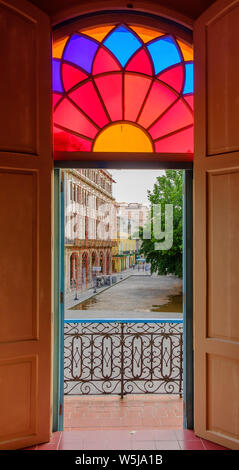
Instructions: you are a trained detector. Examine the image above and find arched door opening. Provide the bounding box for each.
[2,0,237,452]
[53,15,193,438]
[81,251,88,287]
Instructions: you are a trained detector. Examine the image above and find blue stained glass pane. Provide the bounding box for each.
[103,26,142,67]
[63,35,99,73]
[183,63,194,94]
[147,37,181,74]
[52,59,63,92]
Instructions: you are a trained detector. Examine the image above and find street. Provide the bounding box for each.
[65,273,182,320]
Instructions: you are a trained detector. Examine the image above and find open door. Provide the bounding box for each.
[0,0,52,449]
[194,0,239,449]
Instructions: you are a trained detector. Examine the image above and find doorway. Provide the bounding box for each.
[53,165,193,433]
[52,14,194,435]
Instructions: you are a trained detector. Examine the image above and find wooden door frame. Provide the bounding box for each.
[53,159,194,431]
[53,169,65,431]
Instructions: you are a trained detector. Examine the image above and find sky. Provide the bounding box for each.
[109,169,165,206]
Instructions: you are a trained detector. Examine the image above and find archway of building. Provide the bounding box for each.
[106,252,111,275]
[81,251,89,286]
[53,10,193,434]
[69,252,78,289]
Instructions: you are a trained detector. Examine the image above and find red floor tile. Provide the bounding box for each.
[130,429,155,440]
[174,429,201,441]
[132,441,156,450]
[22,396,229,451]
[201,439,229,450]
[155,440,181,450]
[24,429,230,450]
[153,429,178,440]
[178,440,205,450]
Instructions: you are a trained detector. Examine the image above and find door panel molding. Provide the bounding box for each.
[0,0,52,450]
[194,0,239,450]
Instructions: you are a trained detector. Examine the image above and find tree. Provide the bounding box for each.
[140,170,183,278]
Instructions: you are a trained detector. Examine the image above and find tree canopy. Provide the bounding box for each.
[139,170,183,278]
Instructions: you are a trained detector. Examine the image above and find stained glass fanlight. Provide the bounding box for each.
[52,24,194,156]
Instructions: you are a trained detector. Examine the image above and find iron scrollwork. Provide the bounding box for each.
[64,321,183,397]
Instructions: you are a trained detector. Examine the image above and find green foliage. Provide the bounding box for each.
[140,170,183,278]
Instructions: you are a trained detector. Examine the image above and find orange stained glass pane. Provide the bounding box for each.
[79,25,114,42]
[53,36,69,58]
[177,40,194,61]
[130,25,164,43]
[93,122,153,152]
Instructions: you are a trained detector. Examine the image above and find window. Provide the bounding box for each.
[53,23,193,155]
[69,181,73,200]
[72,183,76,202]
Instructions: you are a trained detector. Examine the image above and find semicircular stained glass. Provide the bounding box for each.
[53,24,194,155]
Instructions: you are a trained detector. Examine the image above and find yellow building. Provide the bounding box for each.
[112,237,136,273]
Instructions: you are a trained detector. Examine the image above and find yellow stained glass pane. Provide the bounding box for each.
[80,25,114,42]
[130,25,164,43]
[93,123,153,152]
[53,36,68,59]
[177,40,194,61]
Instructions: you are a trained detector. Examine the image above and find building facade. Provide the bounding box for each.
[64,168,117,293]
[112,202,149,272]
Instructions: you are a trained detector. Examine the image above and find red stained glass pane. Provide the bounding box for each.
[138,81,177,128]
[184,94,194,110]
[125,48,152,75]
[149,99,193,139]
[69,81,109,127]
[54,98,98,138]
[158,63,184,93]
[53,127,91,152]
[53,93,62,108]
[53,23,194,157]
[154,126,193,153]
[124,73,152,122]
[62,63,88,91]
[95,73,123,121]
[92,47,121,75]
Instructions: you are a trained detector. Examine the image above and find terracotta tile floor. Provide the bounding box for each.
[25,429,228,450]
[64,395,183,431]
[24,396,228,450]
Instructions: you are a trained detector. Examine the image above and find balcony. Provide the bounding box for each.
[64,319,183,430]
[64,319,183,398]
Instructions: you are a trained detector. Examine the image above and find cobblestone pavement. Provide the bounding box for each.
[65,270,182,320]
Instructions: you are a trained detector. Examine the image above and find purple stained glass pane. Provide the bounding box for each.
[63,35,99,73]
[52,59,63,92]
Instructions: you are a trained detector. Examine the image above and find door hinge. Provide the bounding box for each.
[60,291,64,304]
[59,403,63,416]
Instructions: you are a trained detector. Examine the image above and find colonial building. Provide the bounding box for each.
[64,169,117,293]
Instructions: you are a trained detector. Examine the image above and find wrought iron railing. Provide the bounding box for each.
[64,319,183,398]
